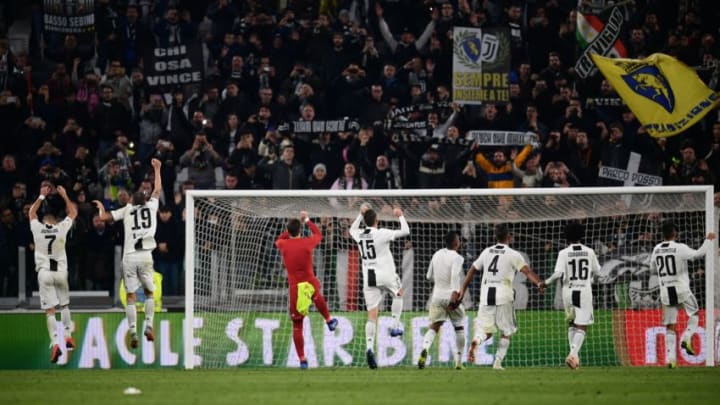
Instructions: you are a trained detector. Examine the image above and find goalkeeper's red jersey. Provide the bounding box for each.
[275,220,322,285]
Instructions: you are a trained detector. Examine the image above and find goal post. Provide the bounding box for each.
[184,186,718,369]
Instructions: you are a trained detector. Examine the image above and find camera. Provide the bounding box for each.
[202,119,208,126]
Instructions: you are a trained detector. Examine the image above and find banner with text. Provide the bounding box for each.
[42,0,95,61]
[575,1,629,79]
[144,41,204,93]
[467,130,538,146]
[0,311,623,369]
[452,27,511,104]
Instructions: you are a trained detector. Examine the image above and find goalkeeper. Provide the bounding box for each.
[275,211,338,369]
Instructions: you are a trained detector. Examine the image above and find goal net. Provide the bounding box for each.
[184,187,717,369]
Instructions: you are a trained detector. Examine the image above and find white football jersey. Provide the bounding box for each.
[349,214,410,287]
[31,217,73,272]
[111,198,159,254]
[472,243,527,306]
[649,239,711,306]
[427,248,464,304]
[551,243,601,292]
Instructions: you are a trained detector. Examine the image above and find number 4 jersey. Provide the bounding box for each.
[472,244,527,306]
[649,239,712,306]
[112,198,159,254]
[31,217,73,272]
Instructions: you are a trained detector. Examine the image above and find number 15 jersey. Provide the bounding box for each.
[472,244,527,306]
[112,198,159,254]
[349,214,410,288]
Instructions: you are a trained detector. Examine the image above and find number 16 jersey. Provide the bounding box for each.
[112,198,159,254]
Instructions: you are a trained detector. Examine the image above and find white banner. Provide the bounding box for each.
[598,165,662,186]
[467,130,538,146]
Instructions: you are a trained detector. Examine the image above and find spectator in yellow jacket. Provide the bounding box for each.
[474,144,534,188]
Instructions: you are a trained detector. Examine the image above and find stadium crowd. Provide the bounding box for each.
[0,0,719,299]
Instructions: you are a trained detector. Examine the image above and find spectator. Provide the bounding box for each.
[179,133,224,189]
[368,154,400,189]
[93,85,130,160]
[84,214,117,291]
[0,154,20,196]
[512,152,543,188]
[154,6,196,47]
[331,162,368,191]
[309,163,332,189]
[417,143,446,188]
[0,207,19,296]
[137,95,166,163]
[154,205,183,295]
[98,159,133,209]
[375,3,437,65]
[258,143,307,189]
[100,60,132,111]
[227,130,258,173]
[473,142,534,188]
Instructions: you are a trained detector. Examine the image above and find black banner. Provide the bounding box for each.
[277,119,361,134]
[43,0,95,34]
[144,41,204,92]
[42,0,95,61]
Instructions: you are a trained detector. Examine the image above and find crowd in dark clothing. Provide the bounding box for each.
[0,0,719,297]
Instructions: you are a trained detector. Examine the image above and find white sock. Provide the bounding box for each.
[365,321,376,351]
[568,326,576,350]
[144,297,155,328]
[46,314,58,343]
[126,303,137,335]
[685,315,699,341]
[570,329,586,357]
[422,329,437,351]
[495,337,510,363]
[666,330,677,364]
[455,329,466,364]
[61,306,72,337]
[391,297,403,329]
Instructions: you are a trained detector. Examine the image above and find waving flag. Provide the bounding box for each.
[591,53,720,137]
[575,5,628,79]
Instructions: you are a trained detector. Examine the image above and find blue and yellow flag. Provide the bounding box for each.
[591,53,720,137]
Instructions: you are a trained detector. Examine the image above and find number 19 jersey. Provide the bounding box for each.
[472,244,527,306]
[112,198,159,254]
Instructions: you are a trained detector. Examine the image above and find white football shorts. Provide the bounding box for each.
[37,269,70,310]
[122,251,155,294]
[563,288,594,326]
[476,302,516,337]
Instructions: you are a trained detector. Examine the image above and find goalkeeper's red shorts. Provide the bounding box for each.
[289,277,322,321]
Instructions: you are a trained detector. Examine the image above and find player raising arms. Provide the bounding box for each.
[350,203,410,369]
[29,184,77,363]
[418,231,466,370]
[540,222,601,370]
[94,158,163,348]
[458,224,542,370]
[275,211,338,370]
[649,220,716,368]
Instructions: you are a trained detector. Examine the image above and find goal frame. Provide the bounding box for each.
[184,186,717,369]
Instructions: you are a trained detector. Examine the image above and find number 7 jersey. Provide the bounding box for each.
[112,198,159,254]
[30,217,73,271]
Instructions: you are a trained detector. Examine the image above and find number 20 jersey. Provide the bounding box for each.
[112,198,159,254]
[649,240,709,306]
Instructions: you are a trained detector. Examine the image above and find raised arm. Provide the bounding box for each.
[393,207,410,238]
[349,204,369,239]
[29,185,50,221]
[687,233,717,259]
[151,158,162,199]
[56,186,77,221]
[92,200,114,222]
[415,17,436,50]
[301,210,323,247]
[375,4,398,52]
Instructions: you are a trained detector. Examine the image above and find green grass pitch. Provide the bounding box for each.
[1,367,719,404]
